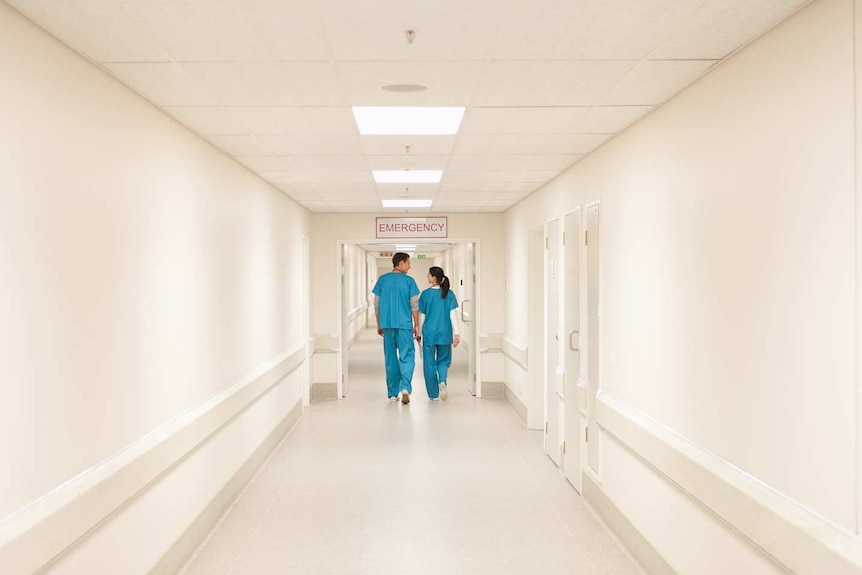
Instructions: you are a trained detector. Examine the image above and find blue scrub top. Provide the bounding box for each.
[372,272,420,329]
[419,287,459,345]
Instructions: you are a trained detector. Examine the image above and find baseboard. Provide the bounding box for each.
[150,400,302,574]
[481,381,504,398]
[504,385,528,425]
[312,383,338,401]
[583,472,676,575]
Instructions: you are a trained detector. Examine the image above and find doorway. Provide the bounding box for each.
[586,203,601,476]
[562,210,583,492]
[337,240,481,401]
[545,219,562,466]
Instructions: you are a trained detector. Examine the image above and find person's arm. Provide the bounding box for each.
[374,295,382,336]
[410,294,420,339]
[450,308,460,347]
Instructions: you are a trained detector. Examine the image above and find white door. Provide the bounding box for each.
[545,220,562,466]
[339,243,349,398]
[562,210,583,491]
[586,203,601,474]
[452,242,478,395]
[527,226,545,430]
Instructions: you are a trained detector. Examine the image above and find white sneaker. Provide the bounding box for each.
[389,396,398,403]
[439,383,448,401]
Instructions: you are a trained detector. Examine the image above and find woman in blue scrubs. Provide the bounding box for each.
[418,266,460,401]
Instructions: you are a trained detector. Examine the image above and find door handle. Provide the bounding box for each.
[461,299,472,323]
[569,330,579,352]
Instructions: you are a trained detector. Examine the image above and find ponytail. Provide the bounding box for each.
[429,266,450,299]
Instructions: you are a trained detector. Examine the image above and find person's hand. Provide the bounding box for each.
[453,335,460,347]
[413,326,420,339]
[377,327,383,336]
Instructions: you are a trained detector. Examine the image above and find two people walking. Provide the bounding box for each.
[372,252,459,404]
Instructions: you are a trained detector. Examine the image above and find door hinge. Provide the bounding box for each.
[545,421,548,434]
[562,232,566,245]
[585,231,589,246]
[545,237,549,249]
[585,427,589,442]
[562,441,566,454]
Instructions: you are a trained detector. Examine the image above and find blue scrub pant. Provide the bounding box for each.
[382,328,415,398]
[422,342,452,398]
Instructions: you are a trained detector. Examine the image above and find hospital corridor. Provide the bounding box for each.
[178,330,641,574]
[2,0,862,574]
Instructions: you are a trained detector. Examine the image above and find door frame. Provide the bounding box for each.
[336,238,483,398]
[584,201,602,479]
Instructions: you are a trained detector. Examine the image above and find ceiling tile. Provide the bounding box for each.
[230,107,357,135]
[651,0,809,60]
[499,183,540,194]
[513,170,563,182]
[442,171,526,184]
[548,134,612,155]
[207,135,270,156]
[258,135,363,156]
[6,0,170,62]
[117,0,329,62]
[338,61,483,106]
[461,107,587,135]
[103,63,219,106]
[474,61,636,106]
[318,0,501,61]
[184,63,344,106]
[494,0,704,60]
[439,182,505,193]
[600,60,718,106]
[366,156,450,170]
[283,156,369,172]
[166,106,248,135]
[436,192,498,202]
[566,106,654,134]
[295,172,375,184]
[360,136,457,156]
[315,191,380,201]
[299,183,380,194]
[448,155,577,171]
[375,183,438,196]
[455,135,557,155]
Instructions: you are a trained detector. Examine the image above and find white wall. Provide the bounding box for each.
[0,3,310,572]
[505,0,859,571]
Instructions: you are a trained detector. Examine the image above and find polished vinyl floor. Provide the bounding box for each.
[180,330,645,575]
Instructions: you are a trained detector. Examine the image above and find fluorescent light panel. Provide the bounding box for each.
[352,106,465,135]
[373,170,442,183]
[382,199,433,208]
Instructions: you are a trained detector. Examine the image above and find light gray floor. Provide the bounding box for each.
[180,329,645,575]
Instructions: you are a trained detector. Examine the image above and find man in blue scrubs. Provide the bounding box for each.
[372,252,420,404]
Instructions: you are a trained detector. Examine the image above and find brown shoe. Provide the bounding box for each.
[401,391,410,404]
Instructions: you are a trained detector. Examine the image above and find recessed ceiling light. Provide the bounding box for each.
[381,84,427,93]
[373,170,442,183]
[353,106,465,135]
[382,199,433,208]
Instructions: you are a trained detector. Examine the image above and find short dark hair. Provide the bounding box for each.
[392,252,410,267]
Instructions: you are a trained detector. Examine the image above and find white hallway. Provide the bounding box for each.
[3,0,862,574]
[180,330,642,575]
